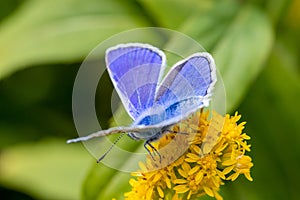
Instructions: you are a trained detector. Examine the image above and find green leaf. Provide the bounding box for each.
[0,139,93,200]
[212,5,274,112]
[0,0,148,79]
[138,0,213,28]
[223,41,300,200]
[81,104,143,200]
[178,0,239,50]
[81,163,132,200]
[265,0,292,25]
[81,143,146,200]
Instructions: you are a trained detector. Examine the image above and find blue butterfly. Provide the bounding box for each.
[67,43,217,162]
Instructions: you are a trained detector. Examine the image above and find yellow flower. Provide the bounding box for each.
[125,110,253,200]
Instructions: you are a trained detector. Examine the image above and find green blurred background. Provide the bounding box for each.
[0,0,299,199]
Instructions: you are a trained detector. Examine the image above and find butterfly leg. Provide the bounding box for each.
[144,139,162,162]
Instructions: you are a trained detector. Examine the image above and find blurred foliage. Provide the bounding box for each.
[0,0,299,200]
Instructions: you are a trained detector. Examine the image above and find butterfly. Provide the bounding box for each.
[67,43,217,162]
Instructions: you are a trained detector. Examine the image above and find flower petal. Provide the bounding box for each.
[195,172,204,183]
[173,185,190,193]
[188,165,200,175]
[157,186,164,198]
[203,186,214,197]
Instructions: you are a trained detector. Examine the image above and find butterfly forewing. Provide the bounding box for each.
[106,43,166,120]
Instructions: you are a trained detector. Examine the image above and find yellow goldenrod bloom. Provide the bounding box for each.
[124,110,253,200]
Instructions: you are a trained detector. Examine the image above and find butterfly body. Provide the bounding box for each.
[67,43,217,161]
[127,94,201,136]
[127,126,170,141]
[128,104,172,141]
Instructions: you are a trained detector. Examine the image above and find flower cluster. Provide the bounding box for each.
[124,110,253,200]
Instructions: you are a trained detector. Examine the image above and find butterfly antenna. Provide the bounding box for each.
[97,133,126,163]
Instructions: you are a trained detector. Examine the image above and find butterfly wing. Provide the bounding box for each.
[106,43,166,119]
[68,51,216,143]
[153,52,216,122]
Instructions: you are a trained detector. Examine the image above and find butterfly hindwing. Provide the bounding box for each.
[153,53,216,123]
[106,43,166,119]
